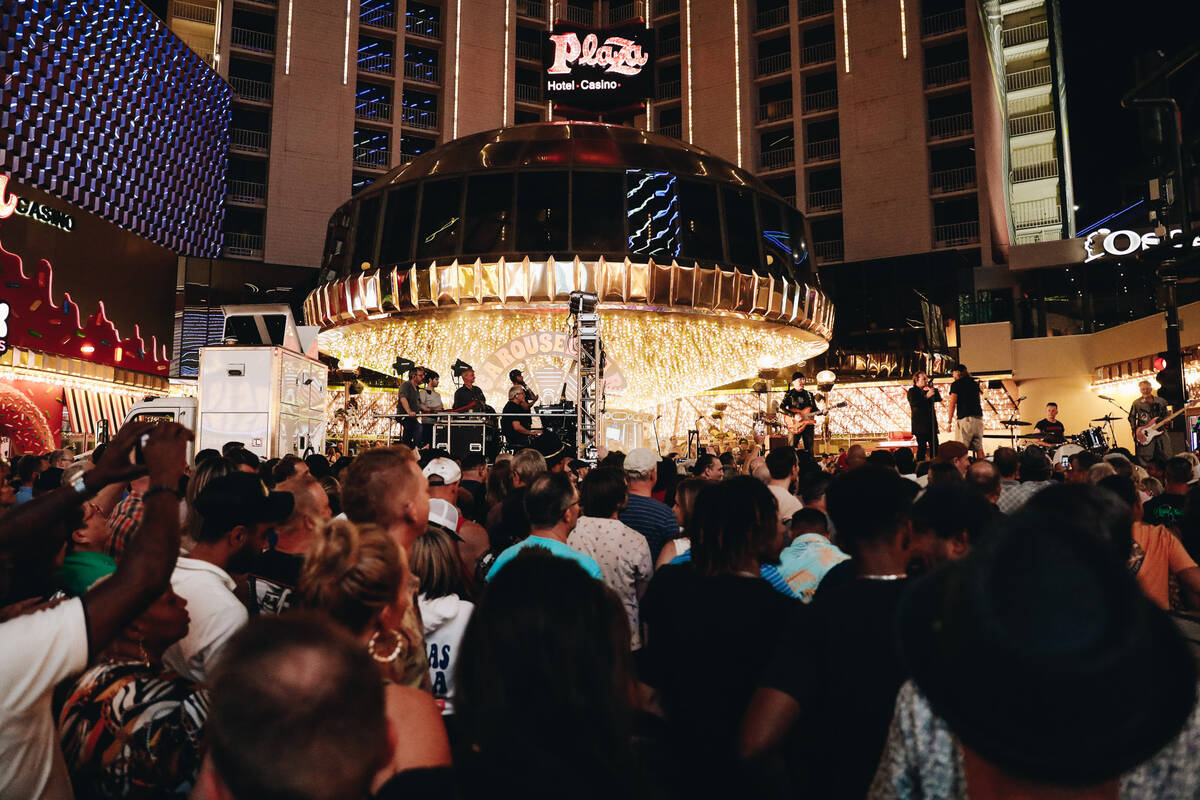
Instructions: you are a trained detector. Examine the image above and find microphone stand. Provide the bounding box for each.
[1101,396,1130,447]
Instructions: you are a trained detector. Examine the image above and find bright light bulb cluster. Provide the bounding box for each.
[317,307,827,411]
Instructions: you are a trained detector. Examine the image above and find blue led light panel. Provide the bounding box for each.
[0,0,232,257]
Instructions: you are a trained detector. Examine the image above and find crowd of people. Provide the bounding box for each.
[2,424,1200,799]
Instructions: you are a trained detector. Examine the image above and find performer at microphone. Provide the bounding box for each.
[906,371,941,461]
[510,368,539,406]
[779,372,818,452]
[1033,402,1066,445]
[452,367,493,414]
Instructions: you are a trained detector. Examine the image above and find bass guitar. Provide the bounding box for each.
[1135,406,1188,445]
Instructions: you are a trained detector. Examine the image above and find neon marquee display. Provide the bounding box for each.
[542,24,653,111]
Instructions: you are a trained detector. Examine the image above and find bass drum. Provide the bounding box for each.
[1053,442,1084,466]
[1076,426,1108,452]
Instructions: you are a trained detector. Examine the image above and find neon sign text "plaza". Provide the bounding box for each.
[547,33,648,77]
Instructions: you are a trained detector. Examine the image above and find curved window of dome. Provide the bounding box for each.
[722,186,760,272]
[324,206,352,276]
[789,209,812,280]
[626,169,680,262]
[760,199,795,281]
[571,171,625,257]
[516,171,569,255]
[352,194,382,269]
[416,178,464,259]
[379,185,418,266]
[677,179,724,265]
[463,172,515,257]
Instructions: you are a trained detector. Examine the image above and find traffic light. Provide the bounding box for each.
[1154,353,1185,407]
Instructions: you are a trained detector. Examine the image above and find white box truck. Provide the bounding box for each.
[123,305,328,460]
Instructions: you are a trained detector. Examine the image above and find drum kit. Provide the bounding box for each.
[985,414,1121,462]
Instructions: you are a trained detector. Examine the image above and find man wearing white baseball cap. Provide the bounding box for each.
[618,448,678,561]
[422,457,489,585]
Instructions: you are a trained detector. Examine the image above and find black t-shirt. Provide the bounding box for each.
[1144,493,1188,530]
[906,386,942,432]
[780,387,816,414]
[397,380,421,415]
[639,564,797,763]
[460,478,487,522]
[1034,418,1066,443]
[762,576,910,799]
[453,384,489,412]
[949,376,982,418]
[248,548,304,615]
[501,400,531,441]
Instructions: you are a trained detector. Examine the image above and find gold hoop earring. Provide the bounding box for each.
[368,629,406,663]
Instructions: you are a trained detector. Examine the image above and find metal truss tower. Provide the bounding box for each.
[569,291,603,464]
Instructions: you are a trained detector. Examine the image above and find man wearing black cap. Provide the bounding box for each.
[779,372,818,452]
[163,472,294,683]
[509,367,539,406]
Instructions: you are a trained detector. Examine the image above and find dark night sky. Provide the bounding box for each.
[1058,0,1197,231]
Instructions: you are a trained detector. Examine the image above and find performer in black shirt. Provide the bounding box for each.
[906,371,941,460]
[1033,402,1066,444]
[501,386,535,450]
[452,368,493,414]
[779,372,818,452]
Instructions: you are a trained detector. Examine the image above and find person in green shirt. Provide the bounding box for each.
[56,500,117,596]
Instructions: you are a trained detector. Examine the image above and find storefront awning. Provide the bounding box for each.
[65,388,135,436]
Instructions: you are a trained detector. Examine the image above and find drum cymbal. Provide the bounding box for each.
[1091,414,1121,422]
[1000,419,1033,426]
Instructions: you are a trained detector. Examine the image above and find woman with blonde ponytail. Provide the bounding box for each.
[298,518,451,792]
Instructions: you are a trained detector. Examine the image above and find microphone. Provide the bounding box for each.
[1017,395,1027,402]
[1098,394,1114,401]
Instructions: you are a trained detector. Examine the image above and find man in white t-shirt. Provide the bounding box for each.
[165,472,293,683]
[0,421,190,799]
[765,446,804,525]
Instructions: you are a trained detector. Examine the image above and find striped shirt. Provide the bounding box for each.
[618,494,678,561]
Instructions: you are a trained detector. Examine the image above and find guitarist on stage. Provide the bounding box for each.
[780,371,818,452]
[1130,379,1173,463]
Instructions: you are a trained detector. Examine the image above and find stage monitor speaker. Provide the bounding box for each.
[434,421,488,460]
[769,435,789,451]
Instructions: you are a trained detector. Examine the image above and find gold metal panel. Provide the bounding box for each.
[598,257,626,302]
[650,259,675,305]
[576,257,597,295]
[458,260,480,304]
[627,259,650,303]
[753,275,773,316]
[551,256,576,301]
[434,262,460,306]
[394,266,416,309]
[362,272,383,313]
[479,260,502,302]
[528,259,553,302]
[714,269,736,311]
[694,264,716,308]
[414,263,437,306]
[503,259,528,303]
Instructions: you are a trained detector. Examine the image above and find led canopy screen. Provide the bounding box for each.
[0,0,231,257]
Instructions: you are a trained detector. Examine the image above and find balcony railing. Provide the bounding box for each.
[1009,110,1055,136]
[1006,65,1052,92]
[355,99,393,122]
[1012,197,1062,229]
[654,0,679,16]
[1002,19,1048,48]
[516,41,541,61]
[805,137,840,162]
[401,107,439,129]
[609,2,643,25]
[403,61,439,84]
[802,89,837,113]
[656,80,681,100]
[658,122,681,138]
[802,42,836,65]
[563,5,593,25]
[1012,158,1059,183]
[925,60,970,88]
[231,27,274,53]
[755,6,788,31]
[359,54,395,76]
[226,180,266,204]
[353,146,391,169]
[406,16,440,39]
[659,37,681,57]
[813,240,844,262]
[516,0,545,19]
[516,83,542,103]
[807,187,842,211]
[361,9,396,30]
[799,0,833,19]
[782,195,796,206]
[172,0,216,25]
[921,8,965,37]
[757,52,791,77]
[759,146,796,171]
[758,98,793,122]
[231,76,272,103]
[929,165,977,194]
[230,128,270,154]
[398,152,418,165]
[928,112,973,140]
[933,220,980,247]
[224,233,264,258]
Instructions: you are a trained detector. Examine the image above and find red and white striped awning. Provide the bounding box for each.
[65,388,137,436]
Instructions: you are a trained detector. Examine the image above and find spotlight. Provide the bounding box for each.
[393,356,416,376]
[451,358,473,377]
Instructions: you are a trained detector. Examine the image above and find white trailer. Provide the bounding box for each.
[123,305,327,459]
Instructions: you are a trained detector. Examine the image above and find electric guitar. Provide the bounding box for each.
[784,406,819,435]
[1135,406,1188,445]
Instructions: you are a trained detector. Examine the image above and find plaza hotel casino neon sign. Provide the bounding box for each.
[543,24,652,111]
